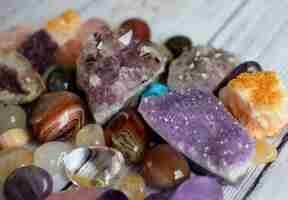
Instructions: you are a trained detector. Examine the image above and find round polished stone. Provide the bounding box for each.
[0,49,46,104]
[99,189,128,200]
[0,103,26,134]
[75,124,105,147]
[164,36,192,58]
[105,109,148,164]
[4,166,53,200]
[46,187,101,200]
[63,146,125,188]
[145,191,172,200]
[30,91,86,143]
[44,65,76,92]
[34,141,74,191]
[143,144,190,189]
[0,128,30,149]
[115,173,145,200]
[0,147,33,183]
[142,83,169,97]
[119,18,151,42]
[171,176,223,200]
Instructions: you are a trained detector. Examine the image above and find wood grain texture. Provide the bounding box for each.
[0,0,288,200]
[211,0,288,199]
[0,0,246,44]
[211,0,288,84]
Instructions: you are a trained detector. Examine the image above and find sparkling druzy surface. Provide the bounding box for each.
[77,29,166,124]
[139,89,255,183]
[171,176,223,200]
[167,46,239,93]
[4,166,53,200]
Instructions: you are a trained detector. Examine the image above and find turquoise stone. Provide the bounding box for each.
[142,83,169,97]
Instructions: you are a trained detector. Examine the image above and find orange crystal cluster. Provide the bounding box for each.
[46,10,81,45]
[229,72,282,109]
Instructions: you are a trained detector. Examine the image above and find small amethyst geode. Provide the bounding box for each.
[77,30,166,124]
[139,89,255,183]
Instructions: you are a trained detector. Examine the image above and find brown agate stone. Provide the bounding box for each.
[30,91,85,143]
[105,109,148,163]
[143,144,190,189]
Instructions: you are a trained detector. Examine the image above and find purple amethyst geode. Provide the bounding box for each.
[77,30,166,124]
[171,176,223,200]
[138,89,255,183]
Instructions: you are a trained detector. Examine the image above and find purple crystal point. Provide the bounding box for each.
[78,30,166,124]
[138,89,255,183]
[171,176,223,200]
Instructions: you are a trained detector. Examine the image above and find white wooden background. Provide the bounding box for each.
[1,0,288,199]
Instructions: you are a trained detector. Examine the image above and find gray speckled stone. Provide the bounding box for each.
[167,46,239,92]
[138,89,255,183]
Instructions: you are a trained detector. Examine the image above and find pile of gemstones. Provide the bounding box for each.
[0,10,284,200]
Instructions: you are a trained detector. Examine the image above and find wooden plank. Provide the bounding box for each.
[0,0,94,31]
[211,1,288,200]
[247,131,288,200]
[0,0,247,44]
[81,0,247,43]
[211,0,288,67]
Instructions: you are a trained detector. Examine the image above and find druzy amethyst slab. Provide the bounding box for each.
[167,46,239,93]
[77,30,166,124]
[139,89,255,183]
[171,176,223,200]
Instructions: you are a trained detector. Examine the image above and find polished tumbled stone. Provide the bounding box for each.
[34,142,74,191]
[75,124,105,147]
[4,166,53,200]
[171,176,223,200]
[0,147,33,183]
[46,187,101,200]
[0,103,26,134]
[139,89,255,183]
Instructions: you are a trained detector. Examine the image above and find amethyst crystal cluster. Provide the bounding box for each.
[77,30,166,124]
[139,89,255,183]
[167,46,239,93]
